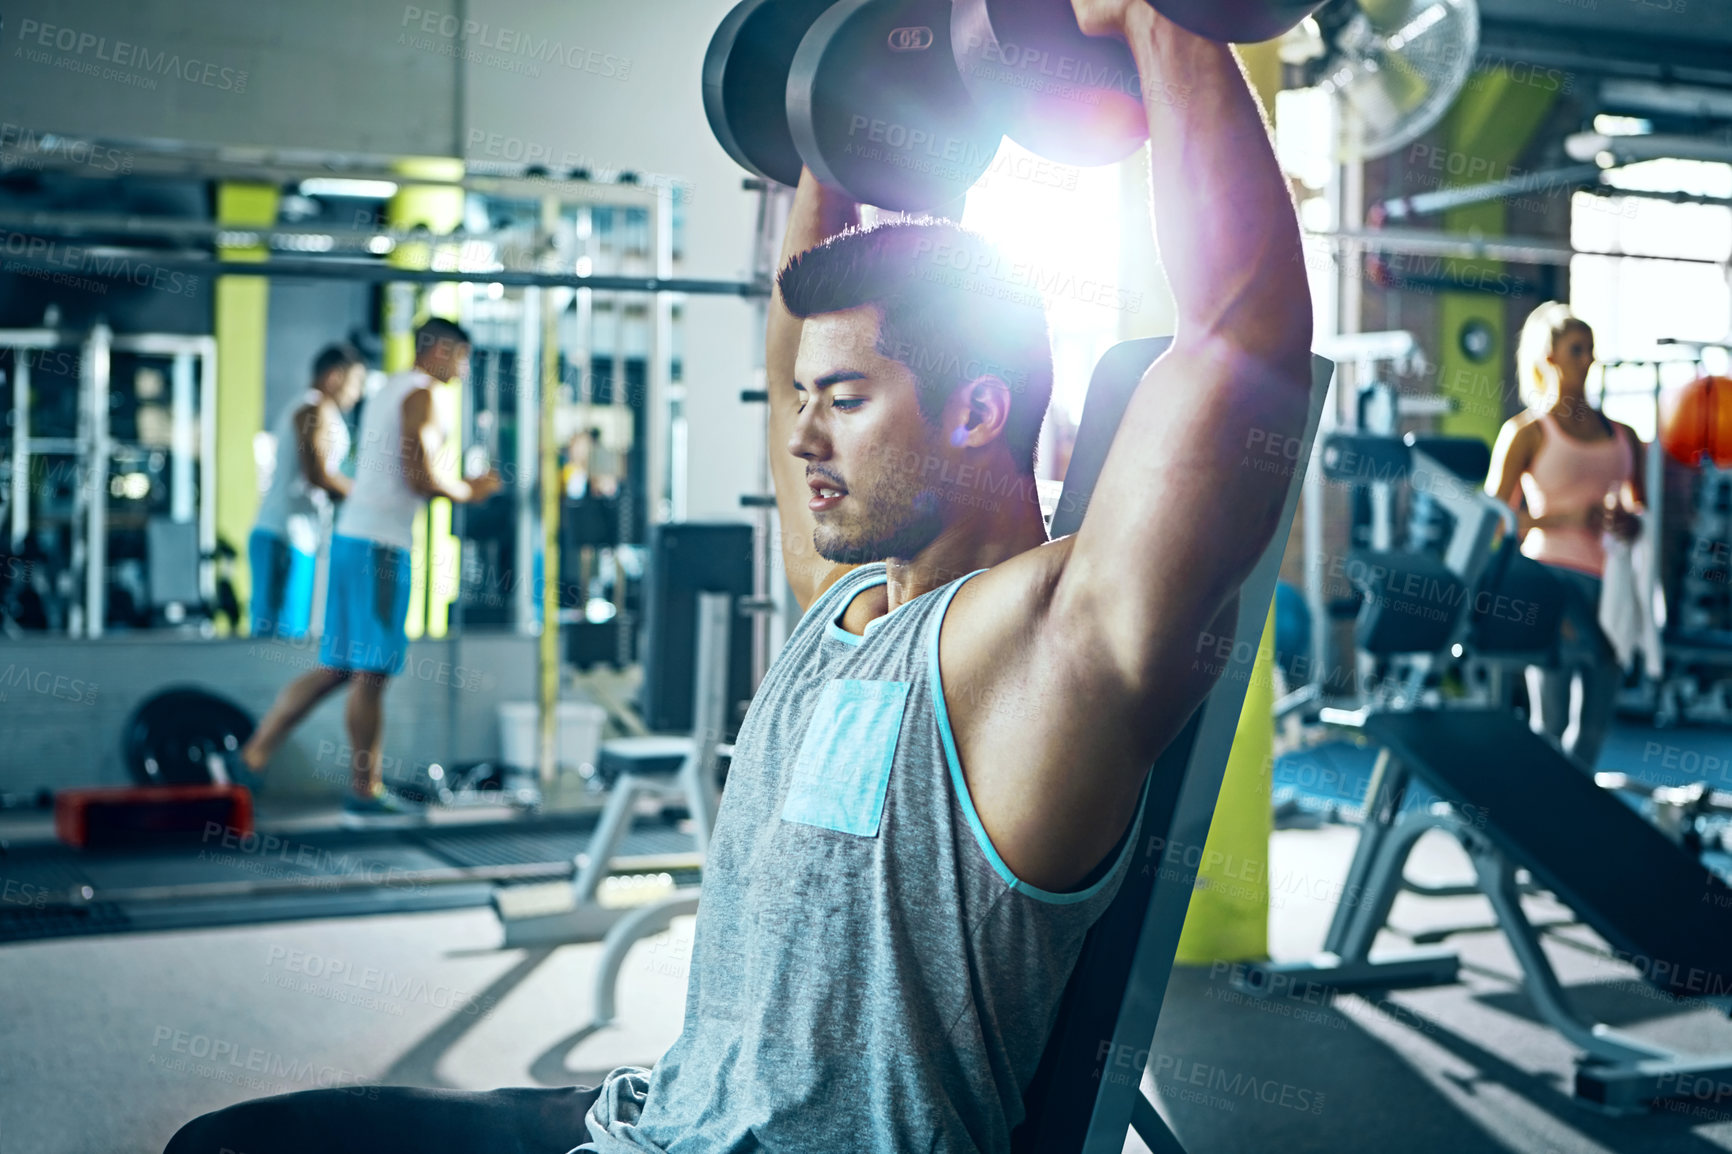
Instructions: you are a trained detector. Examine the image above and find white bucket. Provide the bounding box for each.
[498,701,607,776]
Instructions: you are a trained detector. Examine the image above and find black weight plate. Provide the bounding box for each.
[1153,0,1329,45]
[703,0,841,186]
[951,0,1148,167]
[122,686,260,792]
[788,0,1004,213]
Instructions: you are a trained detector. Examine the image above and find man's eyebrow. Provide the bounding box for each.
[793,370,870,392]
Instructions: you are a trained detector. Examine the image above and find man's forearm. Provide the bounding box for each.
[407,452,475,503]
[767,170,861,453]
[312,471,351,501]
[766,170,861,602]
[1122,9,1310,359]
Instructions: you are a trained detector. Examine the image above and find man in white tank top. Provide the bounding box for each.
[241,318,500,826]
[248,343,365,639]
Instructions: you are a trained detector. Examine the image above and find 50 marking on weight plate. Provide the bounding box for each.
[886,26,934,52]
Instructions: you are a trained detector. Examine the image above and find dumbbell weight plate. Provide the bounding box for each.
[788,0,1004,213]
[950,0,1148,167]
[122,686,260,792]
[1153,0,1330,45]
[703,0,841,187]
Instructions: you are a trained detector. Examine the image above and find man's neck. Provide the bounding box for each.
[881,479,1048,611]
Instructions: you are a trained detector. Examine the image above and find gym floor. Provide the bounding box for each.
[6,717,1730,1154]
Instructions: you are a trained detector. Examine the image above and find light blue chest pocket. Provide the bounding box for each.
[781,679,910,837]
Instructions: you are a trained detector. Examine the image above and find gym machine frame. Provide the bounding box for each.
[4,323,218,637]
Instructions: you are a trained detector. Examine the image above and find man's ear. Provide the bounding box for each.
[959,375,1013,446]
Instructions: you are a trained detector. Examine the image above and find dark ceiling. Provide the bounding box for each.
[1479,0,1732,87]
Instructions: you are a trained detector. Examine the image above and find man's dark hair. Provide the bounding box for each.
[311,342,366,382]
[778,221,1053,474]
[415,316,473,354]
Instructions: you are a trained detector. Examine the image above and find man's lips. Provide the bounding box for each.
[808,479,847,510]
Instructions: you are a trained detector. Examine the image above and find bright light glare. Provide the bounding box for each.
[1275,88,1335,190]
[961,138,1124,424]
[1592,115,1652,137]
[1603,157,1732,199]
[299,178,399,199]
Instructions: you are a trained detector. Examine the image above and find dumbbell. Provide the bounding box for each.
[703,0,1328,211]
[706,0,999,212]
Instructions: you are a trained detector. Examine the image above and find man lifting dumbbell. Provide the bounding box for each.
[165,1,1312,1150]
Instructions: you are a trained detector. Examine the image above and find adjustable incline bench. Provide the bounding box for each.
[1236,434,1732,1114]
[1012,338,1334,1153]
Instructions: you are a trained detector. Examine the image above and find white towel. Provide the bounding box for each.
[1600,526,1664,679]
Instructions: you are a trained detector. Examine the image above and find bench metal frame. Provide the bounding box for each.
[1235,729,1732,1113]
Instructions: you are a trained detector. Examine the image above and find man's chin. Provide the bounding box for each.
[814,516,940,565]
[814,534,884,566]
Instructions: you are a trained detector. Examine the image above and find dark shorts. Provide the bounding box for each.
[1540,561,1612,658]
[1542,562,1602,610]
[163,1084,601,1154]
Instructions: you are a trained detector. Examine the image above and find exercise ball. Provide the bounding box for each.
[1273,580,1311,682]
[1659,375,1732,467]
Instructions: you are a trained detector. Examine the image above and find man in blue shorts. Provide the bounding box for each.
[169,2,1313,1148]
[240,317,500,826]
[248,343,365,640]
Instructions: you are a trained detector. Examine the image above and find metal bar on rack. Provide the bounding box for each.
[197,345,218,599]
[170,352,195,523]
[650,184,677,526]
[0,249,765,294]
[538,196,563,792]
[1309,227,1730,269]
[2,330,61,554]
[10,353,28,551]
[83,324,112,638]
[0,139,679,202]
[516,287,542,635]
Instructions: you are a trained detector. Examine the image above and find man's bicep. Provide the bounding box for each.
[292,406,324,480]
[399,391,438,491]
[1058,346,1305,691]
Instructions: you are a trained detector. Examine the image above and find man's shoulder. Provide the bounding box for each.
[382,368,434,398]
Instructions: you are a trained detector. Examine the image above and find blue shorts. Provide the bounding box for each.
[248,528,317,640]
[320,535,413,676]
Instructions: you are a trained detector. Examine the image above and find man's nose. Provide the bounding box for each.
[787,407,826,460]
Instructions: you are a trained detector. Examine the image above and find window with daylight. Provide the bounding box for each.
[1571,158,1732,439]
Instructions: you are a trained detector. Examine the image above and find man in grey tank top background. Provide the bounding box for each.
[165,5,1314,1152]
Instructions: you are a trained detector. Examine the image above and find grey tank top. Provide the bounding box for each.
[579,563,1143,1154]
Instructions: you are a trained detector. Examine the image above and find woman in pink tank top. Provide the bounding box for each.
[1484,304,1646,771]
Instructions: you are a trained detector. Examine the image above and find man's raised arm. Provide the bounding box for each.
[1053,2,1314,749]
[767,168,864,612]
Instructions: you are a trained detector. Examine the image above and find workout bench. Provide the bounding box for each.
[1235,434,1732,1114]
[1013,338,1334,1152]
[493,590,732,1030]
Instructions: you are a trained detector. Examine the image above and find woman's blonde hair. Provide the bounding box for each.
[1515,301,1592,413]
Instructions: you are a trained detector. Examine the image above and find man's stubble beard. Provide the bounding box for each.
[813,483,946,565]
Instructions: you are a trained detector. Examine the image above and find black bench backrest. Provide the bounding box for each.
[1012,339,1333,1152]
